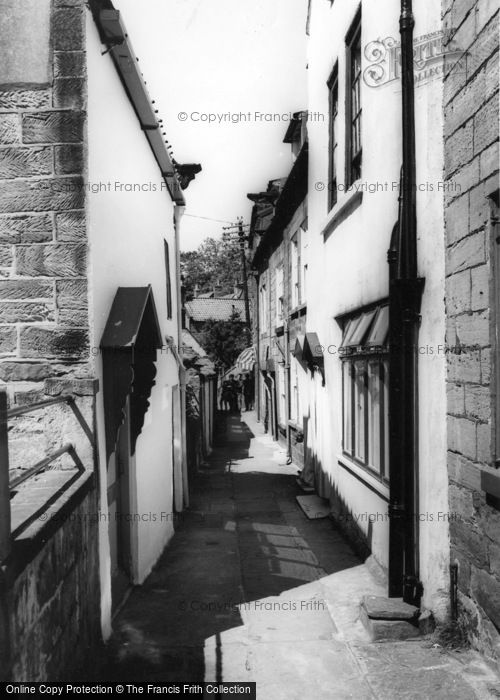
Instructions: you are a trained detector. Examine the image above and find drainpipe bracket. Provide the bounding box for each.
[388,502,406,520]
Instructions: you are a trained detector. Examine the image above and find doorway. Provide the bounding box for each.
[107,399,134,612]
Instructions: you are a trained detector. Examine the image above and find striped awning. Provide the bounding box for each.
[222,347,256,380]
[235,346,256,371]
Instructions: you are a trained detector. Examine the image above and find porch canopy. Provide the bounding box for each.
[100,286,162,460]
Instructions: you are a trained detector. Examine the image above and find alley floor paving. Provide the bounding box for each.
[94,411,500,699]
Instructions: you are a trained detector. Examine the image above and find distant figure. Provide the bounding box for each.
[229,374,241,412]
[243,372,254,411]
[220,378,233,412]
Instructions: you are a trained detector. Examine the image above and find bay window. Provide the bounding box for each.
[340,304,389,480]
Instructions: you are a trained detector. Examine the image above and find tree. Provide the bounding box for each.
[197,310,250,372]
[181,235,242,299]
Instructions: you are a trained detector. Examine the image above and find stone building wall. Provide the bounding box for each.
[0,0,101,681]
[443,0,500,666]
[8,484,101,681]
[0,0,90,409]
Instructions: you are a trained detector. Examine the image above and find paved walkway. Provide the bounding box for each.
[96,411,500,699]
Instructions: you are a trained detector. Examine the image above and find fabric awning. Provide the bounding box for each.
[235,346,256,371]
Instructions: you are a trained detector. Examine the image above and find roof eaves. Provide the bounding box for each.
[252,142,308,268]
[91,3,185,205]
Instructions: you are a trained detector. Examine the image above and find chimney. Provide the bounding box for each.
[193,284,199,298]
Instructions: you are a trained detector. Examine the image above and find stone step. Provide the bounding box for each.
[359,595,434,642]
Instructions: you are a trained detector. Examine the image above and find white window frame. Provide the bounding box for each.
[277,362,286,427]
[289,355,300,424]
[259,278,268,333]
[341,305,389,482]
[291,236,300,309]
[275,265,284,325]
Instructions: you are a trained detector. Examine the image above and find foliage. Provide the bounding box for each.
[197,310,250,372]
[181,236,243,299]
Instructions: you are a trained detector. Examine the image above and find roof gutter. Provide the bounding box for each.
[95,8,185,206]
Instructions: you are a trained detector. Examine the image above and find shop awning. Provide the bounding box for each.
[235,346,256,371]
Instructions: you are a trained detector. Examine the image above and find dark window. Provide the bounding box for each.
[328,64,339,209]
[164,240,172,319]
[346,10,362,185]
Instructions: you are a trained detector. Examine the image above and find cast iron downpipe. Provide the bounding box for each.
[284,320,292,464]
[387,0,425,605]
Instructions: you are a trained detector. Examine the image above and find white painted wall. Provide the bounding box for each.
[86,12,181,637]
[306,0,448,616]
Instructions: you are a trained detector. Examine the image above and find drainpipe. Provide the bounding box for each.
[255,272,261,422]
[387,0,425,605]
[284,320,292,464]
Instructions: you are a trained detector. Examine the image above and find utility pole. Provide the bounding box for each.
[222,220,251,335]
[237,218,251,332]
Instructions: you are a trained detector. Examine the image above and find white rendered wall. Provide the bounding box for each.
[306,0,448,616]
[86,12,181,637]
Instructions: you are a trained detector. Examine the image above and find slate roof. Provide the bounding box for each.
[185,298,245,322]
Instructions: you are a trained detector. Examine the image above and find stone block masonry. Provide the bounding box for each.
[0,0,90,398]
[443,0,500,669]
[0,0,101,683]
[8,485,101,681]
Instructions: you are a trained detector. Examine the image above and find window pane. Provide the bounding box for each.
[291,238,299,308]
[342,317,361,347]
[278,363,286,424]
[329,73,338,209]
[347,309,376,347]
[367,361,381,473]
[290,357,298,422]
[343,362,352,455]
[164,241,172,319]
[382,360,389,479]
[276,266,284,323]
[366,305,389,347]
[349,26,362,182]
[354,361,366,462]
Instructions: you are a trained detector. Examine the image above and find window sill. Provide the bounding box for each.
[322,187,363,242]
[337,454,389,502]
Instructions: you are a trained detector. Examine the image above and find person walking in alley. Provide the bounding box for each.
[220,377,233,411]
[243,371,254,411]
[228,374,241,412]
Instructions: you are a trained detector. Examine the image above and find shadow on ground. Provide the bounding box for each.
[92,411,361,682]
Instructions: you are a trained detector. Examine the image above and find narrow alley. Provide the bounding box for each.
[94,413,499,699]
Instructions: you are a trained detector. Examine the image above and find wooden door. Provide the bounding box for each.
[107,399,132,612]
